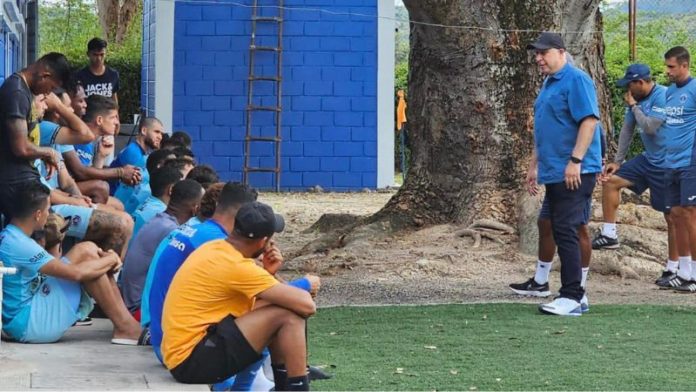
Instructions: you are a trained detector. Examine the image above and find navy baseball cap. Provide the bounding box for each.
[616,64,651,87]
[234,201,285,239]
[527,32,565,50]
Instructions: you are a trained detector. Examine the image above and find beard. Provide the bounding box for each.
[144,136,160,150]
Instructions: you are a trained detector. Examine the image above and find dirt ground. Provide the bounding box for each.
[260,191,695,308]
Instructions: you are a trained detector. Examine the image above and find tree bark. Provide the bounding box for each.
[375,0,609,231]
[95,0,139,45]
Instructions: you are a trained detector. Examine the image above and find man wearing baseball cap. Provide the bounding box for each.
[162,201,316,390]
[525,32,602,316]
[593,64,683,286]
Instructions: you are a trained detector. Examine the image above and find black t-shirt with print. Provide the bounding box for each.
[75,66,120,98]
[0,73,40,183]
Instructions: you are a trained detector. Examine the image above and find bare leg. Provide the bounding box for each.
[235,306,307,377]
[665,213,679,262]
[672,207,691,258]
[601,175,632,224]
[579,224,591,269]
[77,180,110,204]
[65,243,141,340]
[106,196,125,211]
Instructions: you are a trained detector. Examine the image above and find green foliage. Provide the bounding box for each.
[310,304,696,390]
[394,61,408,94]
[38,0,142,122]
[603,8,696,159]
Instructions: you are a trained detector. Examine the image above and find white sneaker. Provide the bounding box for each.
[538,297,582,316]
[580,294,589,313]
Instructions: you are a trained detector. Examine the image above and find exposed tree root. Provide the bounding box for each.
[454,219,513,247]
[455,228,481,248]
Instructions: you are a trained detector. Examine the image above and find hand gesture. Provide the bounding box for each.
[41,148,60,180]
[525,164,539,196]
[97,135,115,159]
[262,240,284,275]
[564,161,582,190]
[623,91,637,107]
[121,165,142,185]
[599,162,620,183]
[305,274,321,298]
[44,92,64,111]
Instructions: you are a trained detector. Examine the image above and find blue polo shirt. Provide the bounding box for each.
[110,141,149,197]
[534,63,602,184]
[132,195,167,237]
[0,225,54,340]
[663,78,696,169]
[625,84,668,167]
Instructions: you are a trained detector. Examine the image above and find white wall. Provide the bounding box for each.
[377,0,395,188]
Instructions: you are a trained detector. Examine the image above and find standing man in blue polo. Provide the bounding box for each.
[660,46,696,292]
[527,32,602,316]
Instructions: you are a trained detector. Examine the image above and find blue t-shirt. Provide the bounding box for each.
[120,180,151,215]
[132,195,167,237]
[36,142,75,190]
[147,219,228,352]
[0,225,54,340]
[534,63,602,184]
[73,142,94,166]
[110,142,149,197]
[625,84,668,167]
[663,78,696,169]
[39,121,61,147]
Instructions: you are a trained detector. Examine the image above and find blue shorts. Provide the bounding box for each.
[539,194,591,224]
[22,258,93,343]
[665,165,696,209]
[616,154,667,212]
[51,204,95,239]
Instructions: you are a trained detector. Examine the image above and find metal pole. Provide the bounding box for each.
[629,0,637,61]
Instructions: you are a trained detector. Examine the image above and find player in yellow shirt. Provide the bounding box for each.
[162,201,316,391]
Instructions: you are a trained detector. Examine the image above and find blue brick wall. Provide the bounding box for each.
[171,0,378,190]
[141,0,156,117]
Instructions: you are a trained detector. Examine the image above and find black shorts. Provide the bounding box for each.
[170,314,261,384]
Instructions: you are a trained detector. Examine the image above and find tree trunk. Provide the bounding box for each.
[375,0,609,232]
[95,0,138,45]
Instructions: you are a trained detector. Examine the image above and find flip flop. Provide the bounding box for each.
[111,338,138,346]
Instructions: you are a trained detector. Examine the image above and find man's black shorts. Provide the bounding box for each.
[170,314,261,384]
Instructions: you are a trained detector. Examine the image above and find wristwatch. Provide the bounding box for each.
[570,156,582,164]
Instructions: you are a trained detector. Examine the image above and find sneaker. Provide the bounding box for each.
[592,233,619,250]
[673,280,696,293]
[580,294,589,313]
[73,317,93,327]
[539,297,582,316]
[655,270,677,287]
[308,365,333,381]
[660,274,689,290]
[509,278,551,297]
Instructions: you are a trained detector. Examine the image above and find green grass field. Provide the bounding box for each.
[308,304,696,391]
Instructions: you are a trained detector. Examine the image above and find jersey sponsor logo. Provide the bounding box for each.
[180,226,197,237]
[688,195,696,201]
[168,238,186,252]
[665,105,686,124]
[29,251,49,263]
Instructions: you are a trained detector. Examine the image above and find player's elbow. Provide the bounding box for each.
[296,295,316,318]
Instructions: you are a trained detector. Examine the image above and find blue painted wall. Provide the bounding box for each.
[171,0,378,190]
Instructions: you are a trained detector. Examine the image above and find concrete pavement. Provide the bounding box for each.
[0,319,208,390]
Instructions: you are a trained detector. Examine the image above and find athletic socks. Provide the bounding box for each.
[534,260,553,285]
[601,223,617,239]
[678,257,692,280]
[286,375,310,391]
[272,364,288,391]
[581,267,589,289]
[666,260,679,273]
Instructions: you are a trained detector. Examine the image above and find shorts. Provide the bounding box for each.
[170,315,261,384]
[665,165,696,209]
[539,193,592,224]
[22,257,93,343]
[51,204,95,240]
[616,154,667,212]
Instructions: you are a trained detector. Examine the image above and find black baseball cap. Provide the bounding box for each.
[234,201,285,239]
[527,32,565,50]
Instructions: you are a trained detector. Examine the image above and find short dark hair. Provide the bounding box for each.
[84,95,118,123]
[13,181,50,219]
[163,158,192,173]
[169,179,204,207]
[172,146,195,160]
[150,166,182,198]
[141,116,163,131]
[186,164,219,188]
[217,182,258,213]
[37,52,72,88]
[199,182,225,219]
[665,46,690,65]
[146,149,175,174]
[87,37,107,52]
[170,131,192,148]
